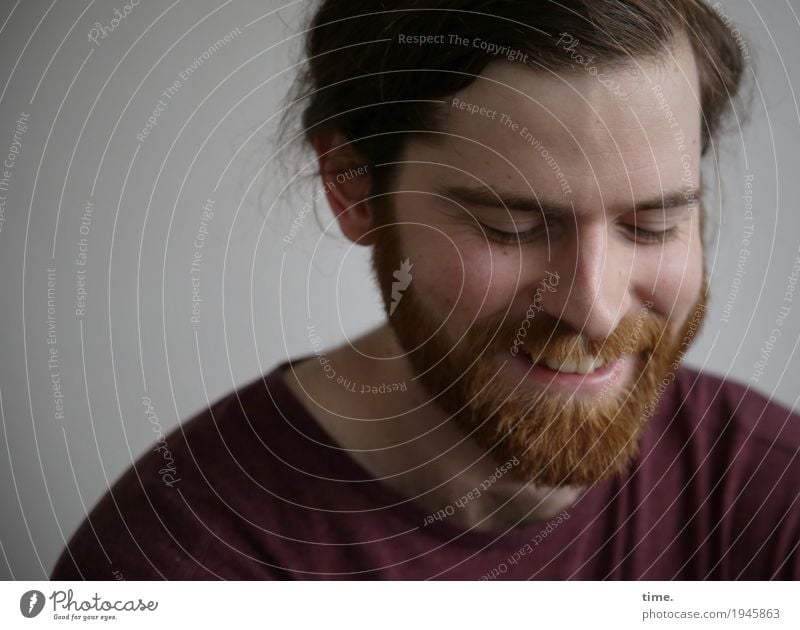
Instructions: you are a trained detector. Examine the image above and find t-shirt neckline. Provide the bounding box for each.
[265,356,609,551]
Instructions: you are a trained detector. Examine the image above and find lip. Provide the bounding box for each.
[510,351,632,394]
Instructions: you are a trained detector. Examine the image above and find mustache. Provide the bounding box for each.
[468,304,668,365]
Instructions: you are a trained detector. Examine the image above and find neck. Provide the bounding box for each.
[283,322,582,533]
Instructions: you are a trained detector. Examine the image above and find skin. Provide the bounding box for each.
[284,36,704,532]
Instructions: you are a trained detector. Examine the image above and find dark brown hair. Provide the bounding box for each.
[286,0,747,200]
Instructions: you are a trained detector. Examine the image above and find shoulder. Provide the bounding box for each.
[671,365,800,456]
[633,366,800,577]
[51,370,295,580]
[666,366,800,577]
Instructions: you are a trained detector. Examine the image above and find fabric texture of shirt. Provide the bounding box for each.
[51,359,800,580]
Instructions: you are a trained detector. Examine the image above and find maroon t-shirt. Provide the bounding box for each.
[51,359,800,579]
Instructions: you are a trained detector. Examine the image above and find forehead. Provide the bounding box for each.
[421,38,701,211]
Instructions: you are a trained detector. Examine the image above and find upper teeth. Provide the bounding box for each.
[542,355,606,374]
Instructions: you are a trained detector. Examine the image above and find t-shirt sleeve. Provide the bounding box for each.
[50,464,218,580]
[50,396,292,581]
[714,373,800,579]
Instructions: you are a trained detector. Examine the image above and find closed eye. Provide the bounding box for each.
[621,223,680,244]
[479,223,547,244]
[481,221,680,246]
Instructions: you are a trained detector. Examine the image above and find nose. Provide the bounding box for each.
[538,222,631,341]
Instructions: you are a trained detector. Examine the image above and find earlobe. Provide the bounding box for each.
[312,131,377,246]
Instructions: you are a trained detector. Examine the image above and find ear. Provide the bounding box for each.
[312,130,377,246]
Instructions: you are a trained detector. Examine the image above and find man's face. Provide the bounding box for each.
[371,41,706,487]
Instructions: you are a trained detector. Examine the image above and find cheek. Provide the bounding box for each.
[397,227,466,313]
[638,233,703,325]
[407,231,528,321]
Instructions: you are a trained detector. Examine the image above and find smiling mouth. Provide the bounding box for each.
[513,347,630,391]
[518,348,609,374]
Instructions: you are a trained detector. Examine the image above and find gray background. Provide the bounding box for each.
[0,0,798,580]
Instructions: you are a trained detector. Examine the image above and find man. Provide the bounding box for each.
[53,0,799,579]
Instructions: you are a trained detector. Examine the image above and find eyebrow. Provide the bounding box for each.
[436,184,701,216]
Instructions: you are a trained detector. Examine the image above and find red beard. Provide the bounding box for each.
[372,222,707,487]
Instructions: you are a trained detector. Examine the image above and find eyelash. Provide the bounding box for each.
[481,224,680,245]
[481,225,543,244]
[628,225,679,243]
